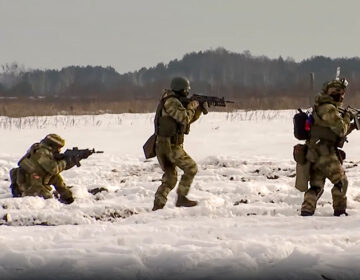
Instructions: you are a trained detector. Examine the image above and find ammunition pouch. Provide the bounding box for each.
[293,144,307,164]
[170,134,184,145]
[157,116,185,145]
[158,116,178,137]
[310,125,338,144]
[336,148,346,165]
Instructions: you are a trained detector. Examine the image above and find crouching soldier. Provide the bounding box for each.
[9,134,75,204]
[301,78,355,216]
[152,77,206,211]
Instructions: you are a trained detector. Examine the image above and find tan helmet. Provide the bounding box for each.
[322,78,348,94]
[42,133,65,148]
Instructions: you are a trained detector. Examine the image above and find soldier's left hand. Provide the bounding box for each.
[344,111,351,123]
[187,100,199,110]
[200,101,209,115]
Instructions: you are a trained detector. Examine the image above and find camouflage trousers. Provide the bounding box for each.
[9,167,71,199]
[154,136,198,207]
[301,143,348,214]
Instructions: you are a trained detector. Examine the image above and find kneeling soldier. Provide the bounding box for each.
[9,134,75,204]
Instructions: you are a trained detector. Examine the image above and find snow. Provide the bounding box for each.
[0,111,360,280]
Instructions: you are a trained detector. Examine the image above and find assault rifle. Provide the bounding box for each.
[180,94,235,114]
[55,147,104,167]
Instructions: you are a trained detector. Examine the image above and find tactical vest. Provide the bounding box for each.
[310,107,339,144]
[155,94,187,145]
[18,143,48,176]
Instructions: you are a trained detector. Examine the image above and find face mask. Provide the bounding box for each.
[330,91,345,102]
[174,90,189,97]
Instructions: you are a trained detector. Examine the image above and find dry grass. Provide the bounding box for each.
[1,95,359,117]
[0,98,158,117]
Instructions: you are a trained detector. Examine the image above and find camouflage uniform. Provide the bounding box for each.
[153,78,203,210]
[9,134,74,204]
[301,79,351,216]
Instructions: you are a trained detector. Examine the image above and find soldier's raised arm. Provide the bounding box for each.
[163,96,198,126]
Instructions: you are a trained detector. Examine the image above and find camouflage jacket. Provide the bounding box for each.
[18,142,67,176]
[314,94,350,137]
[309,93,351,146]
[161,89,201,127]
[154,90,202,145]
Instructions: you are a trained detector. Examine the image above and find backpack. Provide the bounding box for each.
[293,109,312,140]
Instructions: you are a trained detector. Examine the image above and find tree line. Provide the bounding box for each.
[1,48,360,104]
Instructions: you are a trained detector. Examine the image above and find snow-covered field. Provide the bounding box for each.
[1,111,360,280]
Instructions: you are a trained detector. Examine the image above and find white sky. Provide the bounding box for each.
[1,0,360,74]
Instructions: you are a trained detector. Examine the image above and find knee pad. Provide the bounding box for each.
[310,185,323,196]
[334,177,348,192]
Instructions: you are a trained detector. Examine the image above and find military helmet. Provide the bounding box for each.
[322,78,349,93]
[170,77,191,93]
[42,133,65,148]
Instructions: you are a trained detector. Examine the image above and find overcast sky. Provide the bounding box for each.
[1,0,360,74]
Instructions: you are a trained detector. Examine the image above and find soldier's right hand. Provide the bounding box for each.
[64,156,77,170]
[187,100,199,110]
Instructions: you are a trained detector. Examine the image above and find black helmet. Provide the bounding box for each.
[170,77,191,96]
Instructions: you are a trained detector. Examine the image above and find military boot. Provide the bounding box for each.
[334,209,349,216]
[175,194,198,208]
[10,184,22,198]
[300,210,314,216]
[152,199,165,211]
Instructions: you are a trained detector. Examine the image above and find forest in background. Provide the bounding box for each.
[1,48,360,116]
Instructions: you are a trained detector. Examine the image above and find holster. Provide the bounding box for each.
[295,161,310,192]
[293,144,307,164]
[293,144,310,192]
[143,134,157,159]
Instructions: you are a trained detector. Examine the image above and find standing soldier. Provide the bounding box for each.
[9,134,75,204]
[301,78,355,216]
[152,77,206,211]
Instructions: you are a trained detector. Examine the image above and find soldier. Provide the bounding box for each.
[9,134,75,204]
[301,78,355,216]
[152,77,206,211]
